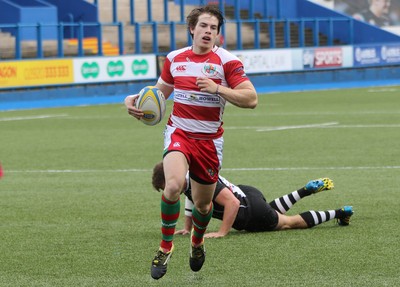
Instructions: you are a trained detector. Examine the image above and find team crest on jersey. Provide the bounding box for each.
[202,64,218,77]
[207,168,216,178]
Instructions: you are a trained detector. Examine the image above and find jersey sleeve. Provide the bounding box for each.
[159,56,174,85]
[223,60,249,89]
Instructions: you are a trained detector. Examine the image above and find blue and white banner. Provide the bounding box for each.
[381,44,400,64]
[354,44,400,66]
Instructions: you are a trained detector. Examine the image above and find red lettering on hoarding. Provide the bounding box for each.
[314,48,343,68]
[0,66,17,78]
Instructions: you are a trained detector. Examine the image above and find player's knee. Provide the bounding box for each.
[194,202,212,215]
[164,179,184,198]
[275,214,293,230]
[277,223,291,230]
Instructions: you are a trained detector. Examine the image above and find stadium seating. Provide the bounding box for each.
[1,0,400,112]
[0,0,399,59]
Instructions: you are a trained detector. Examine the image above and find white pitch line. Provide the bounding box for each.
[6,166,400,174]
[224,123,400,131]
[0,114,68,122]
[7,169,150,173]
[367,88,399,93]
[326,124,400,128]
[226,111,400,117]
[223,166,400,171]
[256,122,338,132]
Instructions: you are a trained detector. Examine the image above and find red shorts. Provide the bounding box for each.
[164,126,223,184]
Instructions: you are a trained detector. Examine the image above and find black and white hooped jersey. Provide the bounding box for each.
[183,175,250,230]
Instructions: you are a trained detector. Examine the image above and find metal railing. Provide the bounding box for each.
[0,17,353,60]
[0,22,124,60]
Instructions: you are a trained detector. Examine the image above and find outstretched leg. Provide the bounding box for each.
[269,178,334,214]
[189,180,215,273]
[151,152,187,280]
[190,203,213,272]
[276,206,354,230]
[299,206,354,228]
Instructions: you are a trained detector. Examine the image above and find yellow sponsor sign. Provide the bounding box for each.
[0,59,74,88]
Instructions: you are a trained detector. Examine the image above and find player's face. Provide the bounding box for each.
[190,13,219,54]
[373,0,391,13]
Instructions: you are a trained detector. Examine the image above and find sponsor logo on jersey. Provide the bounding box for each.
[234,66,247,77]
[234,66,244,74]
[175,92,221,104]
[175,65,187,72]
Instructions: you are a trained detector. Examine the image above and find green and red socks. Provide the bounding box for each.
[159,194,214,251]
[191,203,213,247]
[159,194,180,252]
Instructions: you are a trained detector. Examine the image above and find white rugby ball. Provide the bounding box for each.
[135,86,166,126]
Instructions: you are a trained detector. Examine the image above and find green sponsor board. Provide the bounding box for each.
[74,55,156,83]
[81,62,100,79]
[107,60,125,77]
[131,59,149,75]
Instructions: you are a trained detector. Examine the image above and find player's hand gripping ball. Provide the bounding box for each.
[135,86,166,126]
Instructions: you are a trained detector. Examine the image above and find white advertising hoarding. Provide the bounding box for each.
[232,46,353,74]
[232,49,293,74]
[73,55,157,84]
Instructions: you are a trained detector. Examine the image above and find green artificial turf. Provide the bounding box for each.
[0,86,399,286]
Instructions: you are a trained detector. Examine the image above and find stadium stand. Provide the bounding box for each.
[5,0,399,59]
[1,0,399,111]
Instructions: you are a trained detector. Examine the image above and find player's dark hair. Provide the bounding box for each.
[152,162,165,192]
[186,5,225,38]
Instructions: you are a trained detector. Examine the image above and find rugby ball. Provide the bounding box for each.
[135,86,166,126]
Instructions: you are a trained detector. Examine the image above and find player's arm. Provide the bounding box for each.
[196,78,257,109]
[175,215,192,235]
[124,93,143,120]
[175,197,193,235]
[216,80,257,109]
[205,187,240,238]
[155,81,174,100]
[124,81,173,120]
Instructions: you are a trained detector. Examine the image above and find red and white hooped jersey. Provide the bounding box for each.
[159,45,249,139]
